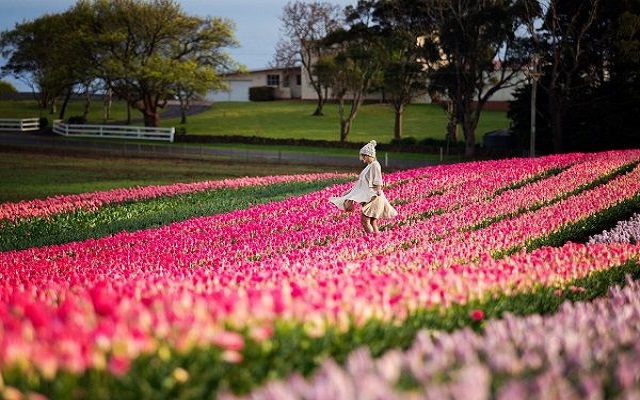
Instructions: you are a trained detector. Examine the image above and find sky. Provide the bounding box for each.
[0,0,355,91]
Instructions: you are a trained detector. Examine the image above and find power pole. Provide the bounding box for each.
[529,56,541,158]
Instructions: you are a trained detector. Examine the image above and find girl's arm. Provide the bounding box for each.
[370,162,383,195]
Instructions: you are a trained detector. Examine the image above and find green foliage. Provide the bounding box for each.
[89,0,239,127]
[390,136,418,146]
[0,5,95,111]
[0,0,239,126]
[0,80,17,93]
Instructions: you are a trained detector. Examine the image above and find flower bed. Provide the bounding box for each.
[0,178,352,251]
[226,275,640,399]
[1,150,640,398]
[0,172,353,223]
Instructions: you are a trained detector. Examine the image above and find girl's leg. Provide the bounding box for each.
[371,218,379,233]
[361,213,373,233]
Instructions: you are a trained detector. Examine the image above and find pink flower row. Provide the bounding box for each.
[270,149,640,269]
[225,275,640,400]
[0,172,353,223]
[0,152,585,289]
[1,150,640,378]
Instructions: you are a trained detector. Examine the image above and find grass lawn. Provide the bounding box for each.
[164,101,509,144]
[0,99,510,144]
[0,148,354,203]
[0,99,131,124]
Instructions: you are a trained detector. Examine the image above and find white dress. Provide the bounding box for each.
[329,161,398,219]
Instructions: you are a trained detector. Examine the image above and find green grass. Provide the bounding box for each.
[0,148,353,203]
[1,99,509,144]
[164,101,509,144]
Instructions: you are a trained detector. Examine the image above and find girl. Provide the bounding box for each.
[329,140,397,233]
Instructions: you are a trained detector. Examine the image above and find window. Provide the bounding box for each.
[267,74,280,86]
[296,74,301,86]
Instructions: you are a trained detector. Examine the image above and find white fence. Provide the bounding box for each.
[53,121,175,142]
[0,118,40,132]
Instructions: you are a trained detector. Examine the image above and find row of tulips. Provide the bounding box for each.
[322,150,640,264]
[232,149,640,276]
[9,150,621,271]
[2,150,640,397]
[0,172,354,223]
[589,212,640,244]
[0,154,562,263]
[225,274,640,400]
[0,178,351,252]
[229,222,640,399]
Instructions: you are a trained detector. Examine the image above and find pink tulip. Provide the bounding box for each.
[1,149,640,379]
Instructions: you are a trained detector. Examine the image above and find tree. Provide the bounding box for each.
[274,0,344,116]
[536,0,602,153]
[0,9,94,117]
[510,0,640,153]
[171,60,220,124]
[90,0,238,127]
[424,0,535,157]
[373,0,436,140]
[0,80,17,94]
[320,0,385,142]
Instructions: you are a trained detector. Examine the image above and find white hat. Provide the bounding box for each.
[359,140,377,158]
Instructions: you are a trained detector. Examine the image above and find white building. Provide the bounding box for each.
[207,65,521,111]
[207,67,306,102]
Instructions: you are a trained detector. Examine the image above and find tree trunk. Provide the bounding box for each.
[49,98,57,115]
[143,111,160,127]
[103,89,112,122]
[340,118,351,142]
[313,90,325,116]
[59,89,72,120]
[37,91,49,111]
[141,96,160,127]
[83,88,92,119]
[393,105,404,140]
[464,130,475,157]
[179,101,188,124]
[446,102,457,142]
[462,117,476,158]
[550,95,564,153]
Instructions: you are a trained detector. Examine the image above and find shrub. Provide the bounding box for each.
[67,115,87,124]
[249,86,275,101]
[0,80,17,94]
[390,136,418,145]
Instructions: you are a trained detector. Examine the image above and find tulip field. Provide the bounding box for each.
[2,150,640,399]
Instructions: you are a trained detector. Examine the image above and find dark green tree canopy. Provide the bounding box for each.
[1,0,239,127]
